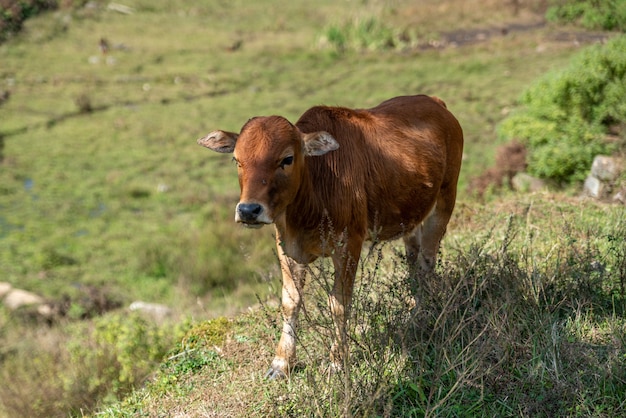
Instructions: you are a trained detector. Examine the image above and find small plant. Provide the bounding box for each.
[178,316,231,350]
[74,93,93,113]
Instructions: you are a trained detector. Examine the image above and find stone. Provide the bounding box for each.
[129,301,172,321]
[511,172,546,193]
[37,304,55,319]
[613,187,626,205]
[3,289,43,310]
[0,282,12,299]
[583,175,604,198]
[591,155,621,182]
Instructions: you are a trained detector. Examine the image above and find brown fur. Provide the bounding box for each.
[198,94,464,378]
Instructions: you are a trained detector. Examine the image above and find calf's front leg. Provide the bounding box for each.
[266,239,307,379]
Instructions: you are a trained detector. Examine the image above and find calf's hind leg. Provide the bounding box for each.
[403,190,457,275]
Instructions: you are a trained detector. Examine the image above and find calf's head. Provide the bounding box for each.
[198,116,339,228]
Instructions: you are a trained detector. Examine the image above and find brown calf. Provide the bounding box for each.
[198,94,464,378]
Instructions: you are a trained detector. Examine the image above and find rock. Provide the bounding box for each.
[3,289,44,310]
[0,282,12,299]
[583,175,605,198]
[591,155,621,182]
[129,301,172,321]
[613,187,626,205]
[37,304,55,319]
[511,172,546,193]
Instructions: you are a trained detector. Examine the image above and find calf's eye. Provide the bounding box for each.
[280,156,294,169]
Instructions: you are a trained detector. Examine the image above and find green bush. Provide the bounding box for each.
[498,35,626,183]
[0,0,57,42]
[0,312,183,417]
[546,0,626,31]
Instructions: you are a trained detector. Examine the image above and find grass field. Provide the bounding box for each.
[1,0,624,416]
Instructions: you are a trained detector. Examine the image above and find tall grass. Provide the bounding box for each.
[255,205,626,417]
[546,0,626,31]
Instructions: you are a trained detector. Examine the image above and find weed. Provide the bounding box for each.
[74,92,93,113]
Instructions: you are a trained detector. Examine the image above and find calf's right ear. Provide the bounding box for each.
[302,131,339,156]
[197,130,238,153]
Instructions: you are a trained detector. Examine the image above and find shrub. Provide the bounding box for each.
[0,312,182,417]
[546,0,626,31]
[50,312,184,415]
[498,35,626,184]
[65,312,175,399]
[0,0,57,42]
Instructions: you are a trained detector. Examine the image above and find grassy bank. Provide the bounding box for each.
[100,196,626,417]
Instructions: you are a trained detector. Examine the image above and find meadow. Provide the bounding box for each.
[0,0,624,416]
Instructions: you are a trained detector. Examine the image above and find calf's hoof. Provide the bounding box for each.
[265,366,287,380]
[265,357,290,379]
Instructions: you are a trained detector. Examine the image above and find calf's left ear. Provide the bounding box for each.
[302,131,339,156]
[197,130,238,153]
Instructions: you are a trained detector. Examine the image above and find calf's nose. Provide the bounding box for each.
[236,202,263,223]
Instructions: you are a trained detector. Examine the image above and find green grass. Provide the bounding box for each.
[1,0,623,416]
[0,0,539,303]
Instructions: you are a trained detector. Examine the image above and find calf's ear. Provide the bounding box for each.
[197,130,238,153]
[302,131,339,156]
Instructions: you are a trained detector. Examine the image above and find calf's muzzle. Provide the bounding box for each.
[235,202,265,228]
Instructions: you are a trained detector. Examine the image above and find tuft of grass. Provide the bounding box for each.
[318,16,418,53]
